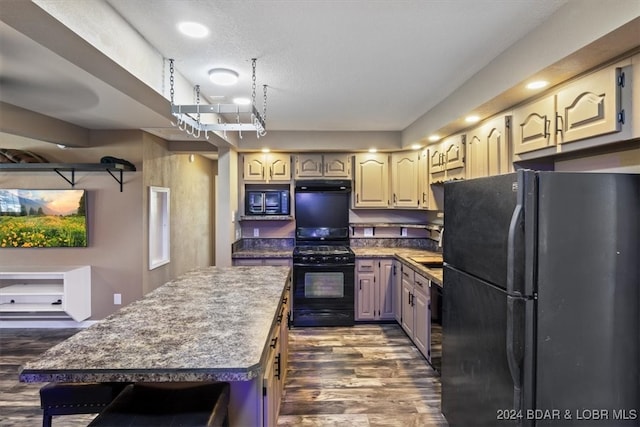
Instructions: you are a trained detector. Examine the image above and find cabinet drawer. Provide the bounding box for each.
[356,259,376,272]
[413,273,429,296]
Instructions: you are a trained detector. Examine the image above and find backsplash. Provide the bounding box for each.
[232,238,295,252]
[350,238,440,252]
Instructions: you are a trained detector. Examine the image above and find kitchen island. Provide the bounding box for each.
[19,266,292,427]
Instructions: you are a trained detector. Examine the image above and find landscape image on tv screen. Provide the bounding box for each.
[0,189,87,248]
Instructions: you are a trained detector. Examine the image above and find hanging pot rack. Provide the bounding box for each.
[168,58,267,140]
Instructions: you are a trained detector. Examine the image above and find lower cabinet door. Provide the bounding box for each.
[401,281,414,336]
[413,290,430,360]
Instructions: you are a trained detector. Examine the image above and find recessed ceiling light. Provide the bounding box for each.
[233,97,251,106]
[428,135,440,142]
[209,68,239,86]
[465,115,480,123]
[177,22,209,38]
[526,80,549,90]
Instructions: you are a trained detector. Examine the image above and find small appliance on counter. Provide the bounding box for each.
[245,185,290,216]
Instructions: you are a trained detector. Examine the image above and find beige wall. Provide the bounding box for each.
[0,131,144,319]
[0,130,216,320]
[142,133,215,295]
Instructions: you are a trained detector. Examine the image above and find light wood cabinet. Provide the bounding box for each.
[412,273,430,360]
[393,260,403,324]
[356,258,395,321]
[0,266,91,322]
[391,151,420,208]
[556,66,622,145]
[354,153,389,208]
[398,265,431,361]
[243,153,291,182]
[262,285,289,427]
[356,259,376,321]
[466,115,511,179]
[418,148,433,210]
[400,267,415,336]
[429,134,465,183]
[514,64,624,157]
[294,153,351,179]
[513,95,556,155]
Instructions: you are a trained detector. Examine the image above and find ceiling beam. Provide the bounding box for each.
[0,102,90,147]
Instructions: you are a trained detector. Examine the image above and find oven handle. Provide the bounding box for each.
[293,263,355,268]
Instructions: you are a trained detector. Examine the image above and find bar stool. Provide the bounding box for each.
[87,382,230,427]
[39,382,129,427]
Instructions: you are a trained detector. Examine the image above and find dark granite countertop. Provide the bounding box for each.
[19,266,291,383]
[232,249,293,259]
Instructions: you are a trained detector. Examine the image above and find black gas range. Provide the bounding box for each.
[292,180,355,327]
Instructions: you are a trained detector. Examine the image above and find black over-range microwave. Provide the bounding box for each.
[245,189,290,215]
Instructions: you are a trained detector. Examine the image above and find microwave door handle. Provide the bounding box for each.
[262,194,266,214]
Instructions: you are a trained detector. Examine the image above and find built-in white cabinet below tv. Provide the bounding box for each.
[0,266,91,321]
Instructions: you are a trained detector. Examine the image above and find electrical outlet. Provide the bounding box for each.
[401,227,408,237]
[113,293,122,305]
[364,227,374,237]
[253,228,260,237]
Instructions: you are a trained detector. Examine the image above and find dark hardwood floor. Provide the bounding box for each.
[0,328,95,427]
[0,324,446,427]
[278,324,447,426]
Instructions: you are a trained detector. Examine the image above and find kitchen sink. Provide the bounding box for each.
[419,261,443,269]
[409,256,443,269]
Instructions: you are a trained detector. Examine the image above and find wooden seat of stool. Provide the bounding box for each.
[39,382,129,427]
[87,382,230,427]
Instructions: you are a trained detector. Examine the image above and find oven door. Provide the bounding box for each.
[292,264,355,326]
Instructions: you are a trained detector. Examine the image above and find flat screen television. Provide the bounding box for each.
[0,189,88,248]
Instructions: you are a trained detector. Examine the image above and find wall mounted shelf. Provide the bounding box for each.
[0,163,136,192]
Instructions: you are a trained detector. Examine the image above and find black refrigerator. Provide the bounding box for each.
[441,170,639,427]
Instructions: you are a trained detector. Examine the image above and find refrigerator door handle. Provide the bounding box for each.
[506,295,523,412]
[506,202,523,296]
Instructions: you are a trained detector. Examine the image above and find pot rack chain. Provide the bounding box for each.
[168,58,267,140]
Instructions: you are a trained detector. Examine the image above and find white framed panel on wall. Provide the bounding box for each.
[149,186,170,270]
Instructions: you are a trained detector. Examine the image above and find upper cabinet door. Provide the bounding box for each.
[430,145,444,174]
[513,95,556,155]
[295,154,323,178]
[294,153,351,179]
[418,148,432,210]
[466,133,488,180]
[466,115,510,179]
[243,153,267,181]
[556,66,621,144]
[244,153,291,182]
[269,154,291,181]
[391,151,420,208]
[354,153,389,208]
[323,153,351,178]
[443,137,464,171]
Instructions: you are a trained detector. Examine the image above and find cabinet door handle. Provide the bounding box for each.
[275,353,281,380]
[544,117,550,138]
[270,336,278,349]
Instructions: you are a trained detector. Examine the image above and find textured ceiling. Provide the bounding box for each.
[90,0,564,131]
